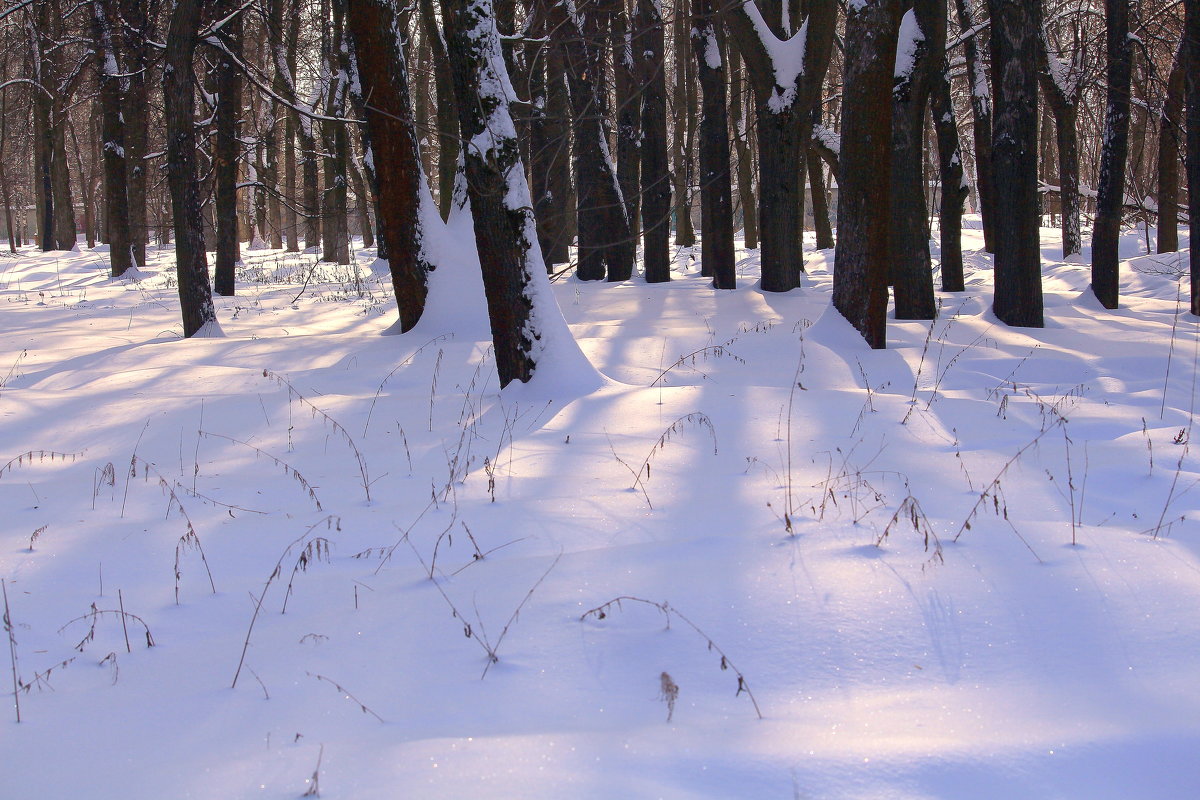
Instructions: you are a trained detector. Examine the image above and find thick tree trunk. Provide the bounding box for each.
[442,0,548,386]
[93,0,133,276]
[691,0,734,288]
[635,0,670,282]
[118,0,150,267]
[319,0,351,265]
[1156,41,1185,254]
[164,0,218,337]
[345,0,433,331]
[213,0,241,296]
[988,0,1043,326]
[932,57,966,291]
[672,0,696,248]
[834,0,899,348]
[1091,0,1133,310]
[527,8,571,268]
[890,0,944,320]
[1036,37,1084,259]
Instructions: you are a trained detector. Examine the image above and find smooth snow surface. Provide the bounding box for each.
[1,224,1199,799]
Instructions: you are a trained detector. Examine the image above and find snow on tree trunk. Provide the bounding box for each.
[443,0,599,390]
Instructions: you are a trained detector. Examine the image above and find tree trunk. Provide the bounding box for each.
[672,0,696,248]
[345,0,433,331]
[1156,41,1185,254]
[612,3,641,245]
[527,5,573,268]
[932,57,966,291]
[419,0,460,221]
[890,0,944,320]
[1091,0,1133,310]
[213,0,242,295]
[442,0,552,386]
[635,0,670,282]
[834,0,898,348]
[320,0,351,265]
[164,0,219,337]
[1036,33,1084,259]
[691,0,734,288]
[118,0,150,267]
[953,0,996,252]
[549,0,634,282]
[1186,0,1199,314]
[808,146,833,250]
[93,0,133,276]
[987,0,1043,326]
[728,47,757,250]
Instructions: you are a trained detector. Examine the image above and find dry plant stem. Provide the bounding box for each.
[231,515,341,688]
[262,370,372,502]
[0,449,83,481]
[307,672,385,722]
[197,430,324,511]
[875,495,944,566]
[121,421,151,517]
[58,604,155,650]
[781,351,806,532]
[130,456,217,602]
[580,596,763,720]
[118,590,131,653]
[902,313,939,425]
[3,579,20,723]
[301,743,324,797]
[429,349,444,432]
[362,334,452,435]
[1161,282,1183,419]
[649,340,744,387]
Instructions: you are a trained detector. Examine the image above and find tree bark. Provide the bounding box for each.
[1156,40,1185,254]
[988,0,1043,326]
[93,0,133,276]
[1036,29,1084,259]
[1091,0,1133,310]
[612,2,641,244]
[953,0,996,252]
[213,0,242,295]
[672,0,696,248]
[890,0,944,320]
[635,0,670,282]
[419,0,460,221]
[691,0,734,288]
[118,0,151,267]
[834,0,899,348]
[728,47,757,250]
[932,57,966,291]
[345,0,433,331]
[164,0,219,337]
[1187,0,1199,314]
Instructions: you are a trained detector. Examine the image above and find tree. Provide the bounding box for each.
[1187,0,1199,314]
[1091,0,1133,310]
[931,57,966,291]
[725,0,836,292]
[163,0,219,337]
[987,0,1043,327]
[92,0,133,277]
[691,0,734,288]
[952,0,996,253]
[834,0,899,348]
[890,0,945,320]
[1037,10,1086,260]
[635,0,671,282]
[1155,39,1185,254]
[344,0,435,331]
[212,0,242,295]
[443,0,577,385]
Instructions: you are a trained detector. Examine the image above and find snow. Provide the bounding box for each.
[894,9,924,83]
[1,221,1199,798]
[741,2,808,113]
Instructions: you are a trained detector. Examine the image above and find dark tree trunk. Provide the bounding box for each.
[345,0,432,331]
[118,0,151,268]
[93,0,133,276]
[808,110,834,250]
[1091,0,1133,310]
[1036,34,1084,259]
[443,0,546,386]
[691,0,734,288]
[834,0,898,349]
[612,3,641,245]
[1187,0,1199,314]
[1156,41,1185,254]
[672,0,696,248]
[932,57,966,291]
[728,48,757,250]
[320,0,351,265]
[890,0,944,320]
[527,5,572,267]
[419,0,460,221]
[953,0,996,252]
[213,0,241,295]
[988,0,1043,326]
[725,0,836,293]
[549,0,634,282]
[635,0,670,282]
[164,0,218,337]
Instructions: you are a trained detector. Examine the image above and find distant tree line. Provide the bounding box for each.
[1,0,1196,379]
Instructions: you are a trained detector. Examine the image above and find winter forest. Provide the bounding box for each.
[2,0,1200,796]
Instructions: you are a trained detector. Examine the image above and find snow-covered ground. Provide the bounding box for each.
[1,218,1198,799]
